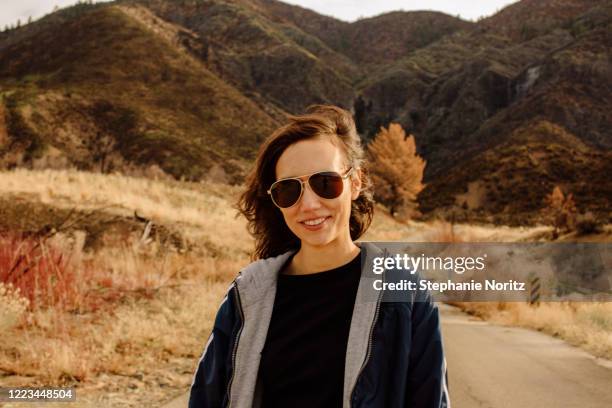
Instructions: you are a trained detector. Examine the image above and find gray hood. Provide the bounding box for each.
[229,242,385,408]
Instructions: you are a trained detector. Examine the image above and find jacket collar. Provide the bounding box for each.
[230,242,385,408]
[234,248,296,307]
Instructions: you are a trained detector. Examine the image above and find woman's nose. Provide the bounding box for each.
[299,182,322,210]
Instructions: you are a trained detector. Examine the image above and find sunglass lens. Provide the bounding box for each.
[272,179,302,208]
[310,172,344,199]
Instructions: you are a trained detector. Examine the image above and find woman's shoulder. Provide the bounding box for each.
[234,249,297,294]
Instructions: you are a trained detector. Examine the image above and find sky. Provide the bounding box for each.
[1,0,519,29]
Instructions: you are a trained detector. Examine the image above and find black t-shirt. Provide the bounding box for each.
[258,251,362,408]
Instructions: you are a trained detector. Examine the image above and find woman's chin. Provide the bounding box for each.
[293,227,324,243]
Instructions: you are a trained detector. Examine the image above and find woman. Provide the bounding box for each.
[189,105,449,408]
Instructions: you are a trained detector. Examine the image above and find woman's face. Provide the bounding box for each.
[274,136,361,250]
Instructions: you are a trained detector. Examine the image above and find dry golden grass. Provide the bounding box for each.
[0,168,250,253]
[0,168,609,407]
[0,283,29,332]
[366,205,612,362]
[0,232,245,406]
[0,169,554,246]
[456,302,612,359]
[0,169,252,406]
[0,281,229,407]
[364,203,552,242]
[0,235,242,371]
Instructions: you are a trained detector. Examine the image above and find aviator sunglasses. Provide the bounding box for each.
[267,167,354,209]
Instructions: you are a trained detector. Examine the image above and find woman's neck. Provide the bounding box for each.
[286,239,361,275]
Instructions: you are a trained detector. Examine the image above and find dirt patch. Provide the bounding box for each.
[0,195,186,252]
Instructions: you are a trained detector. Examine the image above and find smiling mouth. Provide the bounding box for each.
[300,216,330,226]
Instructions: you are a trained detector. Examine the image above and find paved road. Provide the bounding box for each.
[163,304,612,408]
[440,303,612,408]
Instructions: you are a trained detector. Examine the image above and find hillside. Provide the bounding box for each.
[249,1,471,67]
[132,0,359,112]
[478,0,602,41]
[353,1,611,222]
[3,168,587,406]
[417,2,612,223]
[0,0,610,224]
[340,11,471,66]
[0,4,280,181]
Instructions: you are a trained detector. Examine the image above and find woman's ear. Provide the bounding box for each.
[351,168,362,200]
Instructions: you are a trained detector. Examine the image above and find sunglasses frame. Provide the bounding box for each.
[267,167,354,209]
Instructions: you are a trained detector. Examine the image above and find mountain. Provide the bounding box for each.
[0,0,609,224]
[0,2,281,181]
[419,10,612,224]
[250,1,471,67]
[352,0,611,223]
[133,0,359,113]
[478,0,601,41]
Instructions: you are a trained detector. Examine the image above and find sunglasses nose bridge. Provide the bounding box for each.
[299,178,324,209]
[290,174,315,195]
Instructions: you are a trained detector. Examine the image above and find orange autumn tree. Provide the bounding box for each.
[541,185,577,238]
[367,123,426,219]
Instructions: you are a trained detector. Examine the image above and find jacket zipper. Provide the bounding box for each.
[349,283,383,406]
[349,250,388,407]
[225,280,245,408]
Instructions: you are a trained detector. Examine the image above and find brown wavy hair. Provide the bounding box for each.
[237,105,375,260]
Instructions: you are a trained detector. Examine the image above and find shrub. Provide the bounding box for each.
[575,212,604,235]
[541,186,577,238]
[0,233,82,310]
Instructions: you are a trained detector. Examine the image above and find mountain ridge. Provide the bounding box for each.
[0,0,609,224]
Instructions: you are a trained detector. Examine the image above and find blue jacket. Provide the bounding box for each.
[189,242,450,407]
